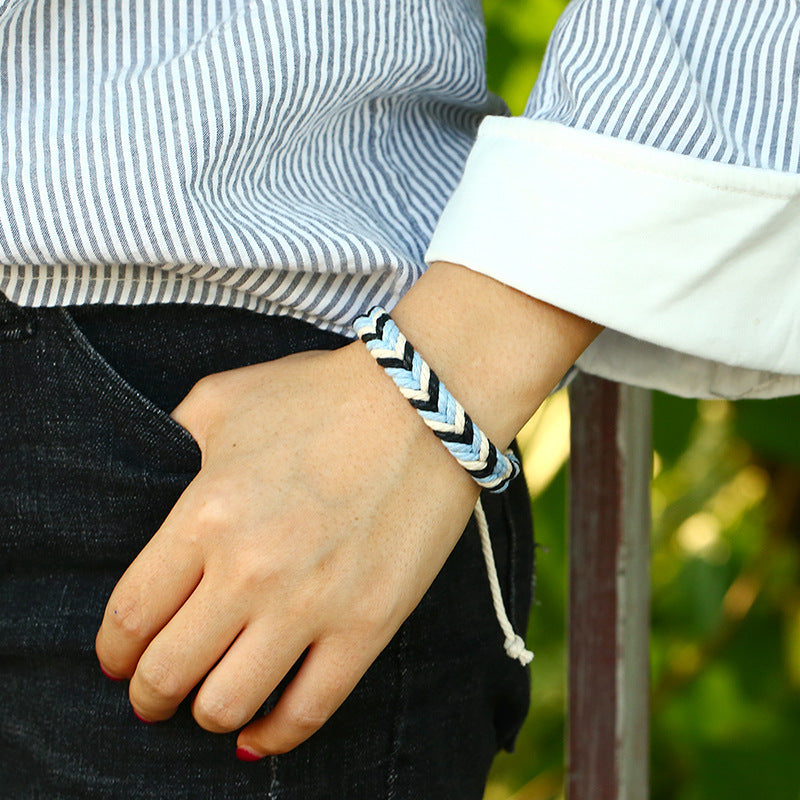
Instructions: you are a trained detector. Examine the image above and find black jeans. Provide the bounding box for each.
[0,294,533,799]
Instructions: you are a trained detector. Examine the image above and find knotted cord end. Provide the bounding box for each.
[504,634,534,666]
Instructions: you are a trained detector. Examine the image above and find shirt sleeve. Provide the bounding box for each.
[425,0,800,399]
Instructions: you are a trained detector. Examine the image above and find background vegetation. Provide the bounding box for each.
[482,2,800,797]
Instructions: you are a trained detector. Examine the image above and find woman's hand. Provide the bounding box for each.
[94,340,479,757]
[94,260,601,757]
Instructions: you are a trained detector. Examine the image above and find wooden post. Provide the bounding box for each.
[567,374,652,800]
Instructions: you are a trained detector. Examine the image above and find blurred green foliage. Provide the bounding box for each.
[483,0,568,115]
[482,2,800,798]
[487,391,800,800]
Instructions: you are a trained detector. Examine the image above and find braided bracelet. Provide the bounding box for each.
[353,307,520,494]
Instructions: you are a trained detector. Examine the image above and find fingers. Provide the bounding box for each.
[191,621,310,734]
[95,498,203,679]
[236,637,373,757]
[127,577,247,722]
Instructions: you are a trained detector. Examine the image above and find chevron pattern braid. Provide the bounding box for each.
[353,307,520,493]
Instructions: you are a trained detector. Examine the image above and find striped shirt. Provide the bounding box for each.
[0,0,495,330]
[1,0,799,380]
[529,0,800,171]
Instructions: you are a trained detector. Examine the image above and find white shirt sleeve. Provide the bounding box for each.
[426,0,800,399]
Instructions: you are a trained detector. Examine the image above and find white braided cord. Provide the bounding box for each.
[474,498,534,666]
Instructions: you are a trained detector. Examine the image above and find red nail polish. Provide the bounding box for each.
[133,709,154,724]
[236,747,262,762]
[99,665,122,682]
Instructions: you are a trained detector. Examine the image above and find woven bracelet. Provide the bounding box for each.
[353,307,520,494]
[353,306,533,666]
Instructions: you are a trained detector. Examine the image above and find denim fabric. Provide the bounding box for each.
[0,294,533,799]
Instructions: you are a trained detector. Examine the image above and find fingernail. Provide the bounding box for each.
[236,747,262,762]
[133,708,154,724]
[99,665,122,682]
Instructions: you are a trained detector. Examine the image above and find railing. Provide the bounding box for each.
[568,374,652,800]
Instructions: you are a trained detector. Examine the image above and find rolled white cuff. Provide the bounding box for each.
[425,118,800,399]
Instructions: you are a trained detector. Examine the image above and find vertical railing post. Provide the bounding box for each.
[567,374,652,800]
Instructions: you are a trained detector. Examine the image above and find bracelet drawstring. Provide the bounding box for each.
[474,497,534,666]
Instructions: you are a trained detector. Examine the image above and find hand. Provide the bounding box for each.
[95,341,479,757]
[93,259,601,757]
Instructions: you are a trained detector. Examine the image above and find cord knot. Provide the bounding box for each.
[504,635,534,666]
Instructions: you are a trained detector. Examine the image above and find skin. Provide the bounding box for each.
[94,260,602,758]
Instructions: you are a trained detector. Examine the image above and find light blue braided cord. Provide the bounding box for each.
[381,328,486,462]
[358,309,519,492]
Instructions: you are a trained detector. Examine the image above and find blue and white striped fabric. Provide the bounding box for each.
[1,0,799,379]
[528,0,800,171]
[0,0,494,330]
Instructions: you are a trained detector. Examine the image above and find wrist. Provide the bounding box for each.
[389,261,602,448]
[332,340,479,499]
[353,308,521,493]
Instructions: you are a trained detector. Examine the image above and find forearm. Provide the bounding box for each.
[365,260,602,450]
